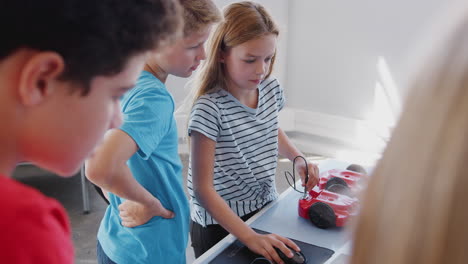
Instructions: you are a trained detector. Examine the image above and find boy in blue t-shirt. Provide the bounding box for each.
[85,1,221,263]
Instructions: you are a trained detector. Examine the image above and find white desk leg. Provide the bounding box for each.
[80,165,90,214]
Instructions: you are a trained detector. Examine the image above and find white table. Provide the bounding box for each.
[194,159,364,264]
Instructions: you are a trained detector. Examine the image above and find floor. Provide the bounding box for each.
[12,154,324,263]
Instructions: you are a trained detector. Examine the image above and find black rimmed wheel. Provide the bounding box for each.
[325,177,348,190]
[346,164,367,174]
[308,202,336,229]
[326,183,352,196]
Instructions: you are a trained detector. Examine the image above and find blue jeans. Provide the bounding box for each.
[97,240,117,264]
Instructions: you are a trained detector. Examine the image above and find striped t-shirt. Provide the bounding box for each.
[187,77,285,226]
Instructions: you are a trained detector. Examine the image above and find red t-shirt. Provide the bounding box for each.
[0,175,74,263]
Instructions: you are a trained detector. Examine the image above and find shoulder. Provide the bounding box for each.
[259,76,281,92]
[2,177,59,211]
[125,72,170,100]
[193,90,224,113]
[122,73,173,111]
[136,71,165,90]
[0,177,73,262]
[1,177,70,231]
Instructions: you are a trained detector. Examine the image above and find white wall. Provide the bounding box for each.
[172,0,467,164]
[284,0,466,164]
[286,0,464,120]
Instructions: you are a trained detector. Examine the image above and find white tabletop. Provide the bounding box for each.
[193,159,365,264]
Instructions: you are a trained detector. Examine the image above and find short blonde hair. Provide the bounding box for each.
[180,0,221,36]
[350,14,468,264]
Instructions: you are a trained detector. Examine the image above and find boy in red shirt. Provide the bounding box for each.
[0,0,181,263]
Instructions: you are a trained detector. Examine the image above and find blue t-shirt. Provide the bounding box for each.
[97,71,189,264]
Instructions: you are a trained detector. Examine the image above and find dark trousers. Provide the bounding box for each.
[190,209,259,258]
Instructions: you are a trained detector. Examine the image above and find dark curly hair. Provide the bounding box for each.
[0,0,182,94]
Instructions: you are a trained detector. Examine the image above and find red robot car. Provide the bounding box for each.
[298,164,367,229]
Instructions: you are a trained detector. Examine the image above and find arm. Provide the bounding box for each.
[278,127,319,191]
[85,128,173,227]
[191,131,298,264]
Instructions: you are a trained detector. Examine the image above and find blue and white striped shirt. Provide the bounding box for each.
[187,77,285,226]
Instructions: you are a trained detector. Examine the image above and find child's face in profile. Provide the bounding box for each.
[156,26,212,78]
[28,53,146,176]
[222,33,277,92]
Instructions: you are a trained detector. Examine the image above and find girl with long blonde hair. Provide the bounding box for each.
[187,2,319,263]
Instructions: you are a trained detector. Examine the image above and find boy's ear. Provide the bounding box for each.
[18,52,65,106]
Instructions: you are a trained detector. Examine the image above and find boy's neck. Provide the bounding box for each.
[0,160,14,176]
[0,81,18,176]
[0,123,19,176]
[0,133,17,176]
[144,64,168,83]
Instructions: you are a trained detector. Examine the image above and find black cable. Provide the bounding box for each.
[283,155,309,194]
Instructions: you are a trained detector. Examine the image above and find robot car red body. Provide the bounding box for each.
[298,167,367,229]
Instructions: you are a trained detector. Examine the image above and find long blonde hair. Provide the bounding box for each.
[193,1,279,101]
[350,14,468,264]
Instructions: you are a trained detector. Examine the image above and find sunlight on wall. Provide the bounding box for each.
[368,56,402,133]
[335,56,402,166]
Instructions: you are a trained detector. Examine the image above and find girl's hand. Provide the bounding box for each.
[118,197,174,227]
[295,159,319,192]
[244,233,300,264]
